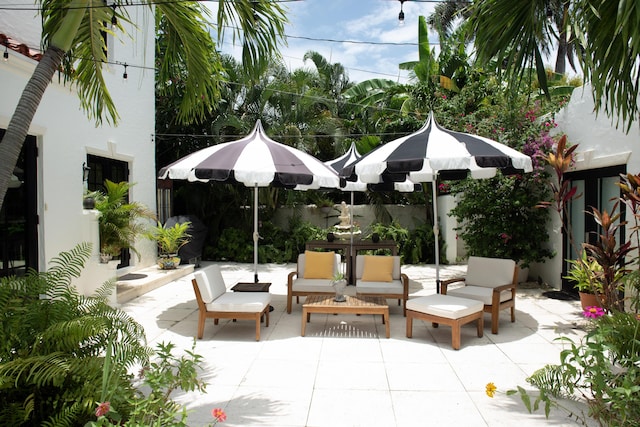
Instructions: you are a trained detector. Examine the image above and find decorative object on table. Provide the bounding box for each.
[327,232,335,242]
[331,271,347,302]
[371,233,380,243]
[146,221,192,270]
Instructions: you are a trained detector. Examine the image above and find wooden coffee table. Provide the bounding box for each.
[301,295,390,338]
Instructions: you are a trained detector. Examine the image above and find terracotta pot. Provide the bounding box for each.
[579,291,603,311]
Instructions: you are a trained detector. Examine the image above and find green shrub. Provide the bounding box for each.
[402,222,447,265]
[0,244,151,426]
[213,227,254,262]
[449,173,554,268]
[510,310,640,426]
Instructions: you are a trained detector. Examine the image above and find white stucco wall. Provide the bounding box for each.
[1,8,157,294]
[533,84,640,288]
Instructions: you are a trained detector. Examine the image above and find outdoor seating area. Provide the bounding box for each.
[121,260,592,426]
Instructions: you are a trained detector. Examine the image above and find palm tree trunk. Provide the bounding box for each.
[0,46,66,211]
[555,30,568,74]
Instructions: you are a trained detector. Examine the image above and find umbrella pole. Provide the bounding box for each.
[350,191,354,284]
[432,176,441,293]
[253,184,259,283]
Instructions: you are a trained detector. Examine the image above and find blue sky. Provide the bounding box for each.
[218,0,441,84]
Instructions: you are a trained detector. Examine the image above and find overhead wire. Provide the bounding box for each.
[2,0,431,140]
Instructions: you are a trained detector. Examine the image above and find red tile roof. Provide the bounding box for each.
[1,33,42,61]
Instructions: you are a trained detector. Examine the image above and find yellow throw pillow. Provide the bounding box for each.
[361,255,393,282]
[303,250,335,279]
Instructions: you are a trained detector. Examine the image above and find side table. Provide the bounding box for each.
[231,282,274,312]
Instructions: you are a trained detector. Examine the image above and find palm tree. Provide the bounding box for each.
[470,0,640,132]
[0,0,287,211]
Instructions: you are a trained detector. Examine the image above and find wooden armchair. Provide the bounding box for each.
[354,255,409,316]
[287,251,341,313]
[440,256,518,334]
[192,265,271,341]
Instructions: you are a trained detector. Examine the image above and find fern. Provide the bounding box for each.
[0,244,150,426]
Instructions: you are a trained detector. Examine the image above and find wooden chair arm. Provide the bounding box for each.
[400,273,409,293]
[492,282,516,293]
[491,282,517,306]
[287,271,298,289]
[440,277,465,294]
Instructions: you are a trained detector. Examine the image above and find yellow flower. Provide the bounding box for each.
[485,382,497,398]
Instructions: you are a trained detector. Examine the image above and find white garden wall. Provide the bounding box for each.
[533,84,640,289]
[0,8,157,298]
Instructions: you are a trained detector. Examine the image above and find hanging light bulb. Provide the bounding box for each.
[398,0,406,26]
[3,42,8,62]
[111,4,118,30]
[122,63,128,81]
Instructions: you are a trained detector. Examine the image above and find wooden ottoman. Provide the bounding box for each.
[406,294,484,350]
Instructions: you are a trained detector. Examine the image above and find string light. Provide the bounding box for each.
[122,63,128,81]
[3,41,8,62]
[111,3,118,30]
[398,0,406,26]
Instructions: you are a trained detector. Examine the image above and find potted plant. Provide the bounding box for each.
[146,221,191,269]
[94,180,154,264]
[581,205,632,312]
[564,252,604,310]
[331,271,347,302]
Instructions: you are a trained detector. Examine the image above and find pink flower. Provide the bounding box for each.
[499,233,511,244]
[583,306,605,318]
[212,408,227,422]
[95,401,110,417]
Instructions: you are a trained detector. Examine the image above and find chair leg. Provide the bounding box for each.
[287,294,292,314]
[451,322,461,350]
[197,311,205,339]
[510,305,515,322]
[255,312,260,341]
[406,313,413,338]
[491,307,499,334]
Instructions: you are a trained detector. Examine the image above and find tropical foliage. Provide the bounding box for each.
[0,0,287,211]
[509,307,640,426]
[0,244,151,426]
[94,180,155,258]
[450,173,554,268]
[146,221,192,255]
[469,0,640,132]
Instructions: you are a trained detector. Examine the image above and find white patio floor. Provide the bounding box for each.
[120,261,594,427]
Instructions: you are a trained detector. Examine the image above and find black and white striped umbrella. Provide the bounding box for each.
[324,142,419,193]
[342,113,532,184]
[159,120,338,189]
[341,113,533,289]
[159,120,339,281]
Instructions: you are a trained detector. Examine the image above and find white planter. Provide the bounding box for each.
[517,265,530,283]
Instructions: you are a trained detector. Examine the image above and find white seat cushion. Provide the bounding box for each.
[407,294,483,319]
[356,280,403,294]
[292,278,335,293]
[206,292,271,312]
[447,286,513,305]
